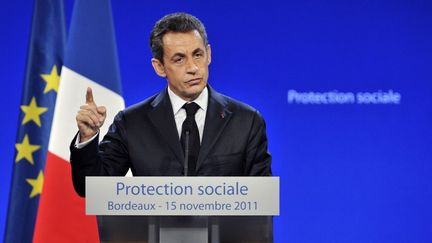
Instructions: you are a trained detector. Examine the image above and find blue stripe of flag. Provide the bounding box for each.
[65,0,122,95]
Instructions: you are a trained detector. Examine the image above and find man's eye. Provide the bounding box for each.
[174,57,183,63]
[195,53,203,58]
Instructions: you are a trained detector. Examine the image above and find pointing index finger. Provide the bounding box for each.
[86,87,95,105]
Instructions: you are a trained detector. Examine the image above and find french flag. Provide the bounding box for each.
[33,0,124,242]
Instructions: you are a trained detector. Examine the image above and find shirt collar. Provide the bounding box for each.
[167,86,208,115]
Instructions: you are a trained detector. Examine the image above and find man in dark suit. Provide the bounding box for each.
[71,12,271,197]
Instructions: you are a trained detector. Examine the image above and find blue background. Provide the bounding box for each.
[1,0,432,242]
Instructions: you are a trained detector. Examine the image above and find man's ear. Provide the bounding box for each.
[151,58,166,77]
[206,44,212,65]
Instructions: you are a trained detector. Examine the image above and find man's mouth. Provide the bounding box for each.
[185,78,202,85]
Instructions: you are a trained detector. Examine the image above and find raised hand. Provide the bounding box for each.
[76,87,107,142]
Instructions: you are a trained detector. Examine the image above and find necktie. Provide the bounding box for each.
[180,102,200,176]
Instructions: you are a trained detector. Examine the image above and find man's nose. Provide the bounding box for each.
[186,59,199,74]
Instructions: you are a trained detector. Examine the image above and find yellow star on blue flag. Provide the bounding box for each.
[41,65,60,93]
[20,97,48,127]
[26,171,44,198]
[15,134,40,165]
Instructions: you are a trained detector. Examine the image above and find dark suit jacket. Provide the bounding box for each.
[70,86,271,197]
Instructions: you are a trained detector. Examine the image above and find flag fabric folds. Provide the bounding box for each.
[33,0,125,242]
[4,0,66,242]
[5,0,125,242]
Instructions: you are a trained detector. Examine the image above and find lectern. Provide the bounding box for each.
[86,177,279,243]
[97,215,273,243]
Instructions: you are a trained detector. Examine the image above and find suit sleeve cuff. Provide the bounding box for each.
[74,132,99,149]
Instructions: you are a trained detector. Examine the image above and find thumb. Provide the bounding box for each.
[97,106,106,115]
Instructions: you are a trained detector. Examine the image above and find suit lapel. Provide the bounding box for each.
[148,89,184,166]
[197,87,232,168]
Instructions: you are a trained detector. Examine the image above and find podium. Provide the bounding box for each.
[97,216,273,243]
[87,177,278,243]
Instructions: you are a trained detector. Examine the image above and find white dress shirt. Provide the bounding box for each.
[167,86,208,143]
[76,86,208,148]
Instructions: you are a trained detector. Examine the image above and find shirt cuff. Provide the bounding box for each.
[74,132,99,149]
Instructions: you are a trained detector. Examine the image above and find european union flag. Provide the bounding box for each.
[4,0,66,242]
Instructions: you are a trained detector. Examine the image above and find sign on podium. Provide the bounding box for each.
[86,176,279,243]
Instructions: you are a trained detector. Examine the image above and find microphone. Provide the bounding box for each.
[183,120,192,176]
[184,130,190,176]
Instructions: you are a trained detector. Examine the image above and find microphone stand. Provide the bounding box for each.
[182,124,219,242]
[184,130,190,176]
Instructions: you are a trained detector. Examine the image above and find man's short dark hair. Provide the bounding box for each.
[150,12,209,63]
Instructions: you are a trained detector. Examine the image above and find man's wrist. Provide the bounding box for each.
[75,132,99,149]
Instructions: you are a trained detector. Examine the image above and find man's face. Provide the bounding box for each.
[152,30,211,101]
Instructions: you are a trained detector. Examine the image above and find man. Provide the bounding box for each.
[71,12,271,197]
